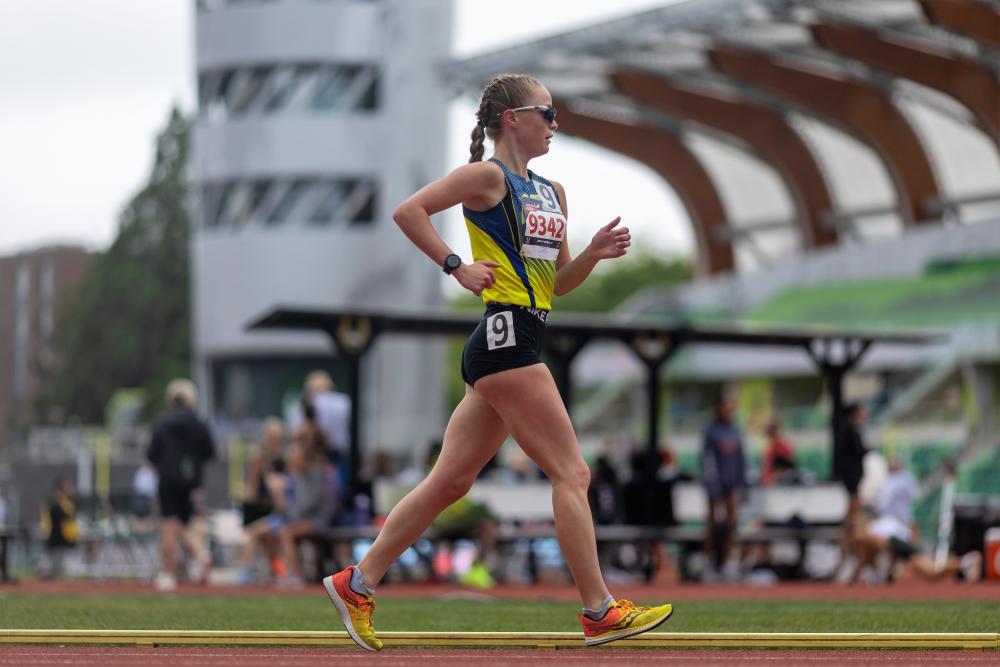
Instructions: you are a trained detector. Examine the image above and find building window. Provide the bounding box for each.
[196,0,280,13]
[201,176,377,229]
[198,63,380,118]
[198,1,380,12]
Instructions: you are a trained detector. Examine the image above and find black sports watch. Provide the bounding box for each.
[442,253,462,275]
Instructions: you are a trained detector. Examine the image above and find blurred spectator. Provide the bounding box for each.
[293,370,350,467]
[238,458,290,584]
[834,403,868,566]
[701,393,747,579]
[239,427,335,587]
[406,441,498,587]
[395,441,441,486]
[623,448,688,582]
[148,379,215,591]
[432,494,499,588]
[505,449,542,483]
[38,477,79,579]
[588,454,623,526]
[760,420,797,486]
[277,425,337,587]
[848,456,982,584]
[132,463,158,519]
[624,448,685,528]
[847,454,916,585]
[243,417,287,527]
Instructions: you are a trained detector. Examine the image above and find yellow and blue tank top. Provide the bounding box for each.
[462,159,566,311]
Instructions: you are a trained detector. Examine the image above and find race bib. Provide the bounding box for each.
[521,182,566,261]
[486,311,516,351]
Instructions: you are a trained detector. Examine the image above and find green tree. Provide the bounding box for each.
[551,249,691,313]
[36,108,192,424]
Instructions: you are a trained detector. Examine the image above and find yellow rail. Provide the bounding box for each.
[1,630,996,650]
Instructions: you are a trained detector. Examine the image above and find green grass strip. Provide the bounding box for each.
[0,593,996,633]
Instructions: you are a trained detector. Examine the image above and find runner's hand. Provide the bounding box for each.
[454,261,500,297]
[588,217,630,260]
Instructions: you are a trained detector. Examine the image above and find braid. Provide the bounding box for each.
[469,124,486,163]
[470,73,541,163]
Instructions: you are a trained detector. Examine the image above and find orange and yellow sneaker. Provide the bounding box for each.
[323,566,383,651]
[579,599,673,647]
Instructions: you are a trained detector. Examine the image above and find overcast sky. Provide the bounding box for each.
[0,0,691,262]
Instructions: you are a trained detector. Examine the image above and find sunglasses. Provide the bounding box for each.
[511,105,557,123]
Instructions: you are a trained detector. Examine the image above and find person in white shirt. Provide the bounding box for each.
[293,371,350,461]
[848,456,980,584]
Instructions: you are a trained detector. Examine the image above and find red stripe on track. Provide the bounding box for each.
[1,647,995,667]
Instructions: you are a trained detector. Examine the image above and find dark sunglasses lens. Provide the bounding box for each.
[544,107,556,122]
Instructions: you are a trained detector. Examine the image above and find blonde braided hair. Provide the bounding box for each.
[468,73,541,163]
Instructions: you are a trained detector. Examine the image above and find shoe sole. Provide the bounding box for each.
[323,575,379,652]
[584,605,674,647]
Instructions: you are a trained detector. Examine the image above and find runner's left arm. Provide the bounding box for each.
[551,181,631,296]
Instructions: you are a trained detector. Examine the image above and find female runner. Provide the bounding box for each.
[324,73,674,650]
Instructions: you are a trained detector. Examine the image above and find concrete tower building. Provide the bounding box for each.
[191,0,452,452]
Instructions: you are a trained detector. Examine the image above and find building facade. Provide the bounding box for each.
[0,245,93,449]
[191,0,453,452]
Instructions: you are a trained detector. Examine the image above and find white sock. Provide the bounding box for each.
[582,595,614,620]
[350,565,376,596]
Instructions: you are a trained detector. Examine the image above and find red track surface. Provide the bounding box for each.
[3,578,997,600]
[1,647,996,666]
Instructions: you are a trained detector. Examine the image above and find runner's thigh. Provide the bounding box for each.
[425,385,509,486]
[474,363,584,478]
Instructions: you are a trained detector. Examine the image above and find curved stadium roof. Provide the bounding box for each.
[444,0,1000,276]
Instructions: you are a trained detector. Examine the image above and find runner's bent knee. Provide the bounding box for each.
[425,471,476,505]
[547,458,590,491]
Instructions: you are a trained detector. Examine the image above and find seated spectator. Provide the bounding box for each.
[239,427,335,586]
[243,418,287,527]
[760,420,797,486]
[238,455,292,584]
[38,477,80,579]
[277,423,338,587]
[849,456,983,584]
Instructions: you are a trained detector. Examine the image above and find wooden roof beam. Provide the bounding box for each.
[554,100,734,276]
[813,21,1000,148]
[711,46,942,226]
[919,0,1000,49]
[612,68,838,249]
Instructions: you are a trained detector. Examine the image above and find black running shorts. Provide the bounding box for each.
[888,536,917,562]
[461,303,547,386]
[158,483,194,525]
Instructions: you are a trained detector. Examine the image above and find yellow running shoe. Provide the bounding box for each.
[323,566,383,651]
[579,599,673,647]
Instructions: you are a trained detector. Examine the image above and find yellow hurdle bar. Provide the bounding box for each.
[1,630,997,650]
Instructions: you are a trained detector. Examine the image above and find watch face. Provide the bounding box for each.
[445,254,461,270]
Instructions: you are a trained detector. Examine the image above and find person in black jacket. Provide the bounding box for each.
[148,379,215,590]
[834,403,868,566]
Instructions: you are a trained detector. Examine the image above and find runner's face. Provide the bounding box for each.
[514,84,557,157]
